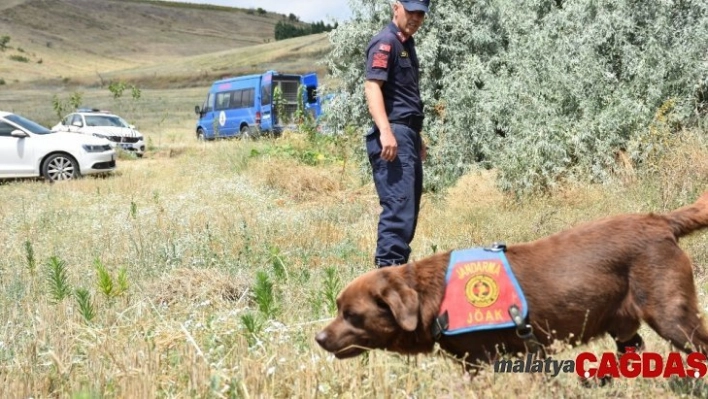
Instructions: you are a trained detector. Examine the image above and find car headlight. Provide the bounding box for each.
[92,133,108,139]
[82,144,112,152]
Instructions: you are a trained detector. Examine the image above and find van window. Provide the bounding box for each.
[231,91,243,109]
[306,86,317,104]
[215,88,256,110]
[216,92,231,111]
[261,84,271,106]
[243,88,254,107]
[203,94,214,113]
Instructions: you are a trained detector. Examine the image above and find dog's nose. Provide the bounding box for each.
[315,331,328,348]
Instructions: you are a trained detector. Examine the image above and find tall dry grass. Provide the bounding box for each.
[1,89,708,397]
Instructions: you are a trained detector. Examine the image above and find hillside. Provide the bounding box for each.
[94,33,332,89]
[0,0,329,87]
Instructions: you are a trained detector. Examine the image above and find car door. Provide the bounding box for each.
[0,121,34,177]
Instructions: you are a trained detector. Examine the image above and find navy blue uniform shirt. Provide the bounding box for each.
[365,22,424,125]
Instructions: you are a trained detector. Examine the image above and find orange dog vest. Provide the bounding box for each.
[437,245,528,335]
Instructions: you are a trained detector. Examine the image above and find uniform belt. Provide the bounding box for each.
[389,116,424,131]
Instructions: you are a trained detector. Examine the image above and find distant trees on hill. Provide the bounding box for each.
[246,7,267,15]
[275,20,338,41]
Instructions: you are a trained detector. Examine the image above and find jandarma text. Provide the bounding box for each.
[493,349,708,379]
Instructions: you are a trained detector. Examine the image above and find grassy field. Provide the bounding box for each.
[2,84,708,397]
[2,0,708,397]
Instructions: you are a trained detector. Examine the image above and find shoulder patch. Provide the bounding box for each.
[372,51,389,69]
[378,43,391,52]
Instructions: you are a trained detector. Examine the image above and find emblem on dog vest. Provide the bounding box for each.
[465,274,499,307]
[436,245,528,335]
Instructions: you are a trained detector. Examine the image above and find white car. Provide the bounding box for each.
[52,109,145,157]
[0,111,116,181]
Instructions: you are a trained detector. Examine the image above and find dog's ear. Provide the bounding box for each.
[380,284,420,332]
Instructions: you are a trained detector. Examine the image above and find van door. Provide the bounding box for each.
[235,87,256,136]
[198,93,216,138]
[301,73,320,120]
[259,72,273,132]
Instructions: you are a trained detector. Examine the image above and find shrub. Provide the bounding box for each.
[325,0,708,197]
[9,55,29,63]
[52,91,83,119]
[0,35,9,51]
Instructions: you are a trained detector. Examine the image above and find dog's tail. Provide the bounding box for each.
[666,191,708,238]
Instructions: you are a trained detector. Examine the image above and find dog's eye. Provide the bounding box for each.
[344,310,363,326]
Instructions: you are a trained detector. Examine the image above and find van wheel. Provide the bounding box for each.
[197,128,206,141]
[43,153,80,182]
[240,125,252,139]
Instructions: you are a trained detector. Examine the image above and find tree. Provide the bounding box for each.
[274,20,337,40]
[324,0,708,196]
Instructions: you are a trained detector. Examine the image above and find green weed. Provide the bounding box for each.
[45,256,72,303]
[74,288,96,323]
[24,240,36,275]
[253,271,277,318]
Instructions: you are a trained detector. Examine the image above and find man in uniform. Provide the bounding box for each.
[364,0,430,267]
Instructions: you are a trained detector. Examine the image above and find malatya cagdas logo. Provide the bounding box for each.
[494,348,708,379]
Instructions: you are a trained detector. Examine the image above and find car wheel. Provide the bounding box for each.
[42,153,80,182]
[197,128,206,141]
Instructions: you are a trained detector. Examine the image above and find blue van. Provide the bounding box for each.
[194,70,321,139]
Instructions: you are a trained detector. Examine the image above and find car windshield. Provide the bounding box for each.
[85,115,129,127]
[6,114,52,135]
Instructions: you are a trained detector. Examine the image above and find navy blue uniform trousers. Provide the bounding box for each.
[366,123,423,267]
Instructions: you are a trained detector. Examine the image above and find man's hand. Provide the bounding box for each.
[379,129,398,161]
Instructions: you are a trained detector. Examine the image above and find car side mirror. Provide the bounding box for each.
[129,124,136,129]
[11,129,29,138]
[195,105,201,115]
[72,121,83,127]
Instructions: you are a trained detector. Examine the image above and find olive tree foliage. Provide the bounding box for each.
[323,0,708,196]
[323,0,392,132]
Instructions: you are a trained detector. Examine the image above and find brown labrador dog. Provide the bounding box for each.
[316,192,708,367]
